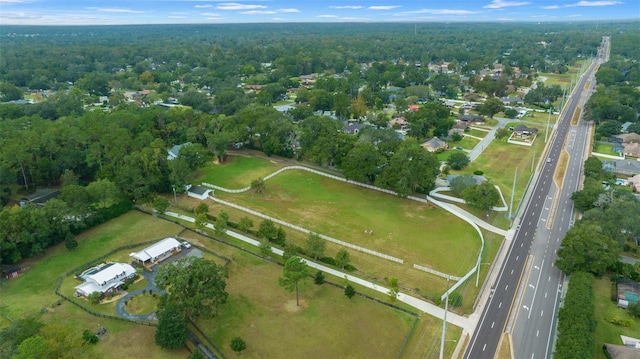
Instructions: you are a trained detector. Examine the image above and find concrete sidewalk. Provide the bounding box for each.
[165,211,473,332]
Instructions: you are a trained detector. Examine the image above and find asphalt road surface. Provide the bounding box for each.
[463,37,608,359]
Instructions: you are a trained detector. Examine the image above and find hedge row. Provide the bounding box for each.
[554,272,596,359]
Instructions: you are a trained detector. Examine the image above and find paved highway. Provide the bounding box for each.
[463,37,608,359]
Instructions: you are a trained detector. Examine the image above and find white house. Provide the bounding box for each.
[130,237,182,265]
[75,262,136,298]
[167,142,192,160]
[186,185,211,200]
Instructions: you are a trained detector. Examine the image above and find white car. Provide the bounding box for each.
[182,241,192,249]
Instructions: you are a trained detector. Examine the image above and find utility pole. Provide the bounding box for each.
[531,149,536,173]
[509,167,517,222]
[545,108,551,143]
[172,185,177,204]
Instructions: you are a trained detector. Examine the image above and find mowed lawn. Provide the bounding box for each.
[196,155,280,189]
[0,211,189,358]
[593,277,640,359]
[217,169,481,276]
[198,249,416,359]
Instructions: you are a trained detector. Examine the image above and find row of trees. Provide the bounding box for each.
[558,157,640,276]
[554,272,595,359]
[587,59,640,139]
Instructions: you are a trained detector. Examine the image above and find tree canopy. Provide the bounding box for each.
[155,257,228,320]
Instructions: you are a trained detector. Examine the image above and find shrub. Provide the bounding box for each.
[319,256,336,266]
[473,170,484,176]
[87,292,101,305]
[82,329,99,344]
[344,284,356,299]
[344,264,357,272]
[607,316,635,327]
[448,292,463,307]
[314,271,325,285]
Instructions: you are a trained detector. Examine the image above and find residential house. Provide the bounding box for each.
[603,343,640,359]
[457,114,484,127]
[19,189,60,207]
[500,96,523,106]
[623,142,640,158]
[186,184,211,200]
[344,123,366,135]
[603,160,640,177]
[421,137,448,152]
[243,84,264,91]
[74,262,136,298]
[512,124,539,139]
[613,132,640,144]
[130,237,183,265]
[627,174,640,192]
[167,142,192,161]
[388,117,409,130]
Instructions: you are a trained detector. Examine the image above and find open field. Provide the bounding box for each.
[197,248,418,358]
[593,277,640,359]
[2,211,436,358]
[196,155,281,188]
[539,61,585,89]
[451,135,481,150]
[216,169,481,277]
[460,134,547,226]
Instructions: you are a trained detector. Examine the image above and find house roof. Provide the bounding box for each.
[458,114,483,122]
[624,142,640,156]
[188,185,209,196]
[614,160,640,173]
[514,124,539,133]
[422,137,446,149]
[622,122,633,132]
[615,133,640,143]
[167,142,192,158]
[21,189,60,206]
[82,262,135,286]
[603,343,640,359]
[345,123,366,133]
[130,237,181,262]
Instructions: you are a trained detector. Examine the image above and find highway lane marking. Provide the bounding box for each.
[483,344,486,351]
[511,269,515,274]
[541,310,544,317]
[499,302,502,308]
[545,292,548,298]
[491,321,495,328]
[528,259,545,320]
[537,330,539,337]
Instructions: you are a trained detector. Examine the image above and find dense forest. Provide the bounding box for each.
[0,21,638,265]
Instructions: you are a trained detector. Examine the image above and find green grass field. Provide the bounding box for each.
[593,277,640,359]
[217,169,480,277]
[2,211,446,358]
[197,248,417,359]
[593,142,618,156]
[196,155,280,189]
[0,211,189,358]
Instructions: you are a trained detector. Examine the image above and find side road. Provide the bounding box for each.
[164,211,473,332]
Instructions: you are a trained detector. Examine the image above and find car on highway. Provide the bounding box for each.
[547,158,552,163]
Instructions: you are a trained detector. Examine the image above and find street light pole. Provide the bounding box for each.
[172,185,177,204]
[545,108,551,143]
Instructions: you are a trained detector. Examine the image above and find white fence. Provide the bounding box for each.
[413,264,462,281]
[209,196,404,264]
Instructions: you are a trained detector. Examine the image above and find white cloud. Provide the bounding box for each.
[194,4,212,8]
[497,17,515,20]
[484,1,530,9]
[278,8,300,13]
[202,12,222,16]
[317,14,338,18]
[329,5,364,9]
[241,10,276,14]
[543,1,622,9]
[368,5,401,10]
[271,17,285,21]
[169,16,187,19]
[86,7,144,14]
[565,14,583,17]
[399,9,480,15]
[217,3,267,10]
[573,1,622,6]
[0,0,28,4]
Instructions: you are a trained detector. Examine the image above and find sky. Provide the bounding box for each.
[0,0,638,25]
